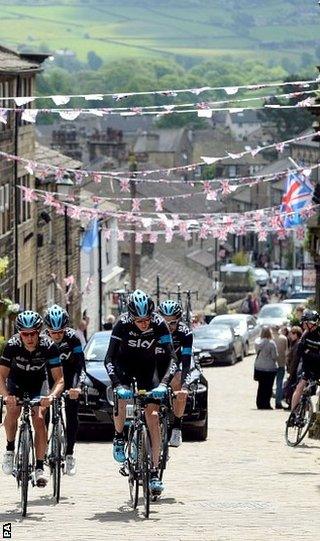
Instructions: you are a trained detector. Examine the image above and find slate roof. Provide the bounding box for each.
[134,129,186,153]
[34,142,82,170]
[0,45,45,73]
[135,246,214,310]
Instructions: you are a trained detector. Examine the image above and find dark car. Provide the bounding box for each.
[193,324,243,366]
[209,314,260,356]
[79,331,208,441]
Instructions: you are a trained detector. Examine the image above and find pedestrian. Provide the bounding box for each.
[260,289,269,307]
[103,314,115,331]
[279,277,289,300]
[252,293,260,315]
[241,292,254,315]
[254,326,279,410]
[271,325,288,409]
[289,305,304,329]
[75,311,90,349]
[283,326,303,407]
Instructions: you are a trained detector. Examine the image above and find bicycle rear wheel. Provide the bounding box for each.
[140,426,150,519]
[127,426,139,509]
[285,398,314,447]
[159,416,169,482]
[20,427,31,517]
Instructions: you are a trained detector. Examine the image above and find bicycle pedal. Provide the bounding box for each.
[119,465,129,477]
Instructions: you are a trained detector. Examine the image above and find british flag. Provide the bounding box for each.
[280,170,313,228]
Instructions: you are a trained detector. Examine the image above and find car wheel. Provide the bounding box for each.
[245,342,250,356]
[237,347,245,362]
[229,350,237,365]
[190,415,208,441]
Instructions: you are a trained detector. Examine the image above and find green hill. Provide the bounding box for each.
[0,0,319,64]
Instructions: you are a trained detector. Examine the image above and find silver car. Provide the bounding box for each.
[209,314,261,356]
[256,303,293,328]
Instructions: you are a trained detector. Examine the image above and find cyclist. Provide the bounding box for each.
[291,309,320,411]
[0,311,64,487]
[158,300,193,447]
[44,304,86,476]
[104,289,178,495]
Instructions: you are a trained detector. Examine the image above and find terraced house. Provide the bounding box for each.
[0,46,82,337]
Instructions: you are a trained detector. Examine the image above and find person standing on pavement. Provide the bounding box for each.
[254,326,279,410]
[283,326,303,407]
[271,325,288,409]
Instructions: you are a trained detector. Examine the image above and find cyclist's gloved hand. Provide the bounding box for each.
[116,386,133,400]
[150,384,167,399]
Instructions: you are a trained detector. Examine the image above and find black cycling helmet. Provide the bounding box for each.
[158,300,182,319]
[15,310,43,331]
[44,304,69,330]
[301,309,320,324]
[127,289,154,318]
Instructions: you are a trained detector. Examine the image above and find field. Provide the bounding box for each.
[0,0,319,63]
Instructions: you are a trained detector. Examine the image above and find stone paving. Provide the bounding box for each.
[1,354,320,540]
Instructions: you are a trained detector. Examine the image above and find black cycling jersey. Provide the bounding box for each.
[44,327,85,389]
[0,333,61,395]
[297,327,320,380]
[157,321,193,388]
[104,312,178,390]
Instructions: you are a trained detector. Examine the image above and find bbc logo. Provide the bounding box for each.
[2,523,11,539]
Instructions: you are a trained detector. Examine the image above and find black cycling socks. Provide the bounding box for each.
[6,440,15,452]
[36,460,44,471]
[172,416,182,429]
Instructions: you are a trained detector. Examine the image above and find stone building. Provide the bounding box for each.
[0,46,48,337]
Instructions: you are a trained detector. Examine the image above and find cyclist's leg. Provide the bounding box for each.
[291,378,307,410]
[145,403,160,469]
[113,397,129,463]
[2,384,21,474]
[171,371,188,419]
[64,396,79,456]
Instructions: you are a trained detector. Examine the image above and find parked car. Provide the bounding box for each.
[79,331,208,441]
[281,299,307,308]
[256,303,293,327]
[209,314,261,356]
[289,290,314,300]
[193,324,243,366]
[251,267,269,287]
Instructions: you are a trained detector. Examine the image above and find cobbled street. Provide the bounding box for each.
[1,354,320,541]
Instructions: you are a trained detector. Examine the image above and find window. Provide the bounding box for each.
[46,282,55,307]
[18,279,33,310]
[0,183,10,236]
[0,80,12,130]
[18,175,32,224]
[228,165,237,178]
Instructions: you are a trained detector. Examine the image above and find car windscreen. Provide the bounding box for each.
[212,318,246,331]
[194,325,232,341]
[259,304,291,317]
[85,334,111,361]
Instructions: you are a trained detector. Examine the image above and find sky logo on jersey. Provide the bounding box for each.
[128,338,155,349]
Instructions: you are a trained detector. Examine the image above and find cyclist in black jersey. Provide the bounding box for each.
[104,289,178,495]
[0,311,64,487]
[44,304,86,476]
[158,300,193,447]
[291,309,320,410]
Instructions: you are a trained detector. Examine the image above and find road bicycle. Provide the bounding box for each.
[0,394,42,517]
[46,395,67,503]
[285,380,318,447]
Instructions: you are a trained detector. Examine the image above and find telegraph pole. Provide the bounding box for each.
[129,153,137,290]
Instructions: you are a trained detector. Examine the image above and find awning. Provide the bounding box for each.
[102,266,124,284]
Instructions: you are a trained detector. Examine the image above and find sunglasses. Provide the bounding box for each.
[48,329,65,335]
[168,320,179,326]
[20,330,38,338]
[134,317,151,324]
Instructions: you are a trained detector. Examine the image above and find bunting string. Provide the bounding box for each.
[0,78,318,104]
[0,131,318,185]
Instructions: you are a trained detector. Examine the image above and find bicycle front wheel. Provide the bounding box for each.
[127,426,139,509]
[20,427,31,517]
[52,421,63,503]
[159,417,169,482]
[285,398,314,447]
[139,426,150,519]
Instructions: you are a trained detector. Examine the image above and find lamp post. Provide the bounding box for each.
[55,174,74,297]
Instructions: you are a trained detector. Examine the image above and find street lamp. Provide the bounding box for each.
[55,173,74,285]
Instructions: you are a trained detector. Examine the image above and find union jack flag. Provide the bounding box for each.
[280,170,313,228]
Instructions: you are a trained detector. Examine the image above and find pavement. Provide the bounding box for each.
[1,353,320,541]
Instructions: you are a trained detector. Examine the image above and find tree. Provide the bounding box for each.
[87,51,103,70]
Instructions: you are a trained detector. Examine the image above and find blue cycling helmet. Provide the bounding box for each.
[127,289,154,317]
[44,304,69,330]
[16,310,43,331]
[158,300,182,319]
